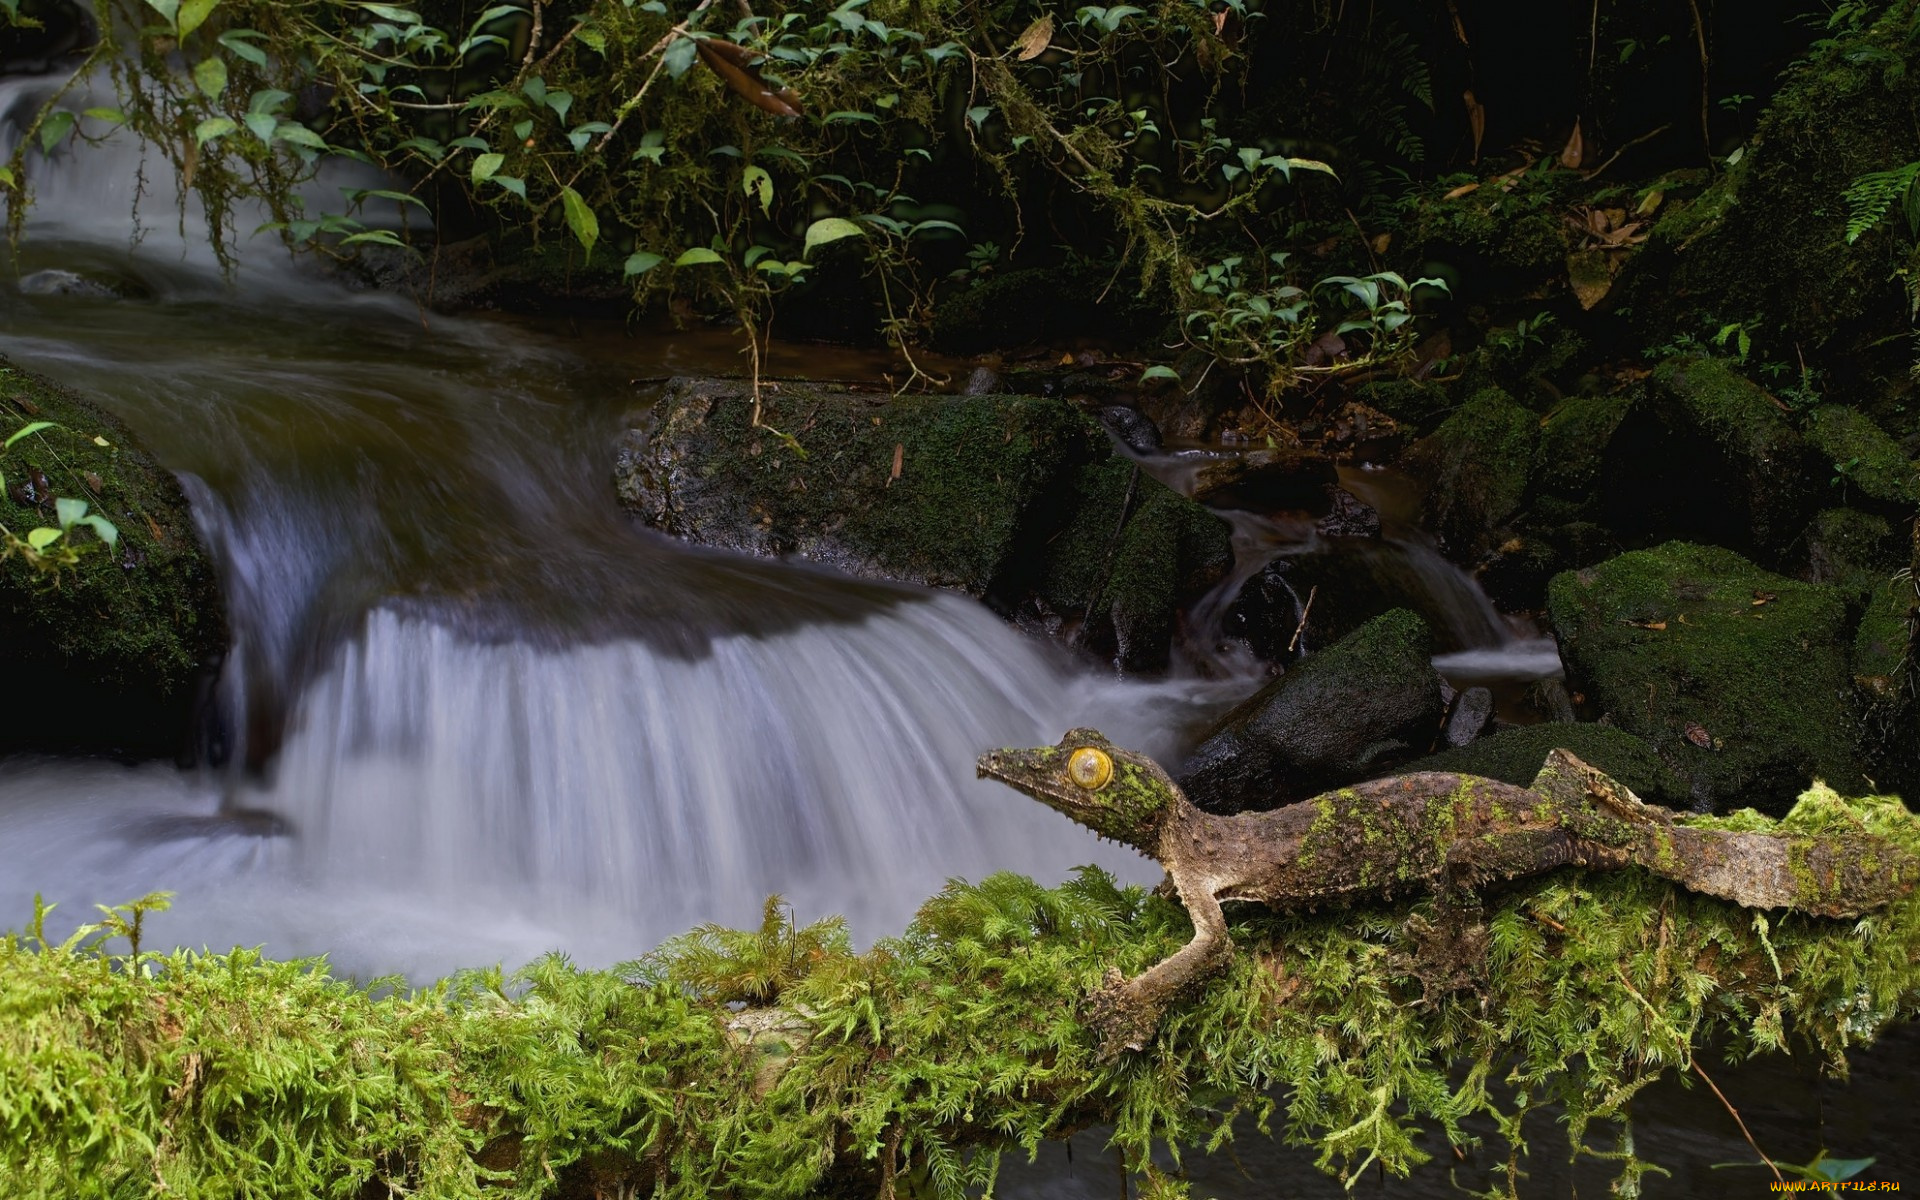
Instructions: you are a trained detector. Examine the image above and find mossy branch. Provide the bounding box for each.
[5,782,1920,1198]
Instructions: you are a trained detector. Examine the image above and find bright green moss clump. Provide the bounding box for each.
[7,784,1920,1198]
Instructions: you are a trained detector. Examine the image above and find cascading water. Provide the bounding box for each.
[0,80,1226,976]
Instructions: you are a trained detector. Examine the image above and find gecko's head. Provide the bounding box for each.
[976,728,1182,850]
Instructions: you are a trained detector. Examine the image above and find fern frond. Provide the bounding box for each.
[1844,160,1920,243]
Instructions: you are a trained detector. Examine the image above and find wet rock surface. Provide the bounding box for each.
[615,378,1229,671]
[1547,541,1861,813]
[1177,608,1445,812]
[1401,386,1536,561]
[1441,686,1493,748]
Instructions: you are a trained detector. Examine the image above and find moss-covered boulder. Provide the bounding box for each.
[1402,386,1536,561]
[1617,3,1920,415]
[1535,390,1634,519]
[0,358,224,758]
[1807,507,1905,593]
[1600,357,1821,563]
[1393,722,1690,808]
[614,378,1229,671]
[1177,608,1444,812]
[1548,542,1860,812]
[1806,406,1920,510]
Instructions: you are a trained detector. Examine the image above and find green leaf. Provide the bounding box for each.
[25,527,61,551]
[824,111,879,124]
[218,29,268,66]
[559,187,598,259]
[247,88,291,114]
[663,36,697,78]
[37,111,74,154]
[492,175,527,198]
[78,514,118,551]
[624,251,664,278]
[672,247,724,266]
[55,497,86,529]
[143,0,179,27]
[272,122,327,149]
[470,152,504,183]
[742,164,773,214]
[0,167,15,188]
[177,0,218,36]
[1140,365,1182,383]
[5,421,57,448]
[82,107,126,125]
[966,105,992,128]
[803,217,866,256]
[244,112,277,142]
[340,230,407,247]
[193,56,228,99]
[357,2,420,20]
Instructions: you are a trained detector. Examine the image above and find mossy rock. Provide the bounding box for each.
[1618,4,1920,404]
[1548,542,1860,812]
[1807,507,1904,594]
[1805,405,1920,510]
[1600,357,1821,562]
[1177,608,1444,811]
[615,379,1228,670]
[1408,173,1575,285]
[1853,581,1912,684]
[1535,390,1634,511]
[1353,378,1455,436]
[1402,386,1536,560]
[0,358,224,758]
[1394,723,1689,809]
[928,264,1169,355]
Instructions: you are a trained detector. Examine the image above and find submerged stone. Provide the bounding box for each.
[1547,541,1860,812]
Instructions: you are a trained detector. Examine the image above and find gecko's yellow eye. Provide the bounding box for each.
[1068,747,1112,790]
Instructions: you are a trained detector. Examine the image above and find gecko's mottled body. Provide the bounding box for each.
[978,728,1919,1055]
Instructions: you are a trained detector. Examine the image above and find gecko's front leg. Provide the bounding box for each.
[1086,866,1232,1058]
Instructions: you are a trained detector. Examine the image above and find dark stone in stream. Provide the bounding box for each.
[615,378,1230,672]
[1547,541,1861,814]
[1400,385,1536,563]
[1441,686,1493,748]
[1177,609,1445,813]
[1188,448,1338,512]
[0,354,227,760]
[1098,405,1161,455]
[963,366,1002,396]
[1316,486,1380,539]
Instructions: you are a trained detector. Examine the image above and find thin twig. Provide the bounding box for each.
[1288,585,1317,653]
[1692,1060,1785,1186]
[1687,0,1711,163]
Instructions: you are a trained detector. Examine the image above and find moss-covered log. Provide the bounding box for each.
[5,775,1920,1198]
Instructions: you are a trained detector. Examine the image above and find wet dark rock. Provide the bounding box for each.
[1401,386,1536,561]
[1525,677,1579,724]
[963,366,1002,396]
[1442,686,1493,748]
[1177,609,1445,812]
[1316,486,1379,539]
[1599,357,1822,567]
[1532,390,1634,524]
[1218,560,1308,665]
[1393,723,1690,808]
[17,269,127,300]
[1097,405,1161,455]
[615,378,1229,672]
[1547,541,1860,813]
[0,356,226,760]
[1805,507,1903,593]
[1188,448,1339,512]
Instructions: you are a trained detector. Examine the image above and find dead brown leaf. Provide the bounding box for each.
[1442,181,1482,201]
[1625,619,1668,630]
[888,442,903,485]
[1212,8,1228,34]
[1013,14,1052,60]
[1636,189,1665,217]
[1559,119,1585,169]
[695,40,803,118]
[1751,591,1776,606]
[1463,89,1486,163]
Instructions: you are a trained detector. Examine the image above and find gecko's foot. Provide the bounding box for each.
[1084,968,1163,1060]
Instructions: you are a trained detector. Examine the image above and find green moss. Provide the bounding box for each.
[1409,170,1575,278]
[1806,405,1920,508]
[1398,723,1690,808]
[1853,580,1912,682]
[1547,542,1859,811]
[0,359,223,756]
[1534,391,1634,503]
[1352,379,1454,436]
[1407,386,1536,557]
[1652,356,1800,465]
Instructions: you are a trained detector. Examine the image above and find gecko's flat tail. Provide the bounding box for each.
[1648,827,1918,918]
